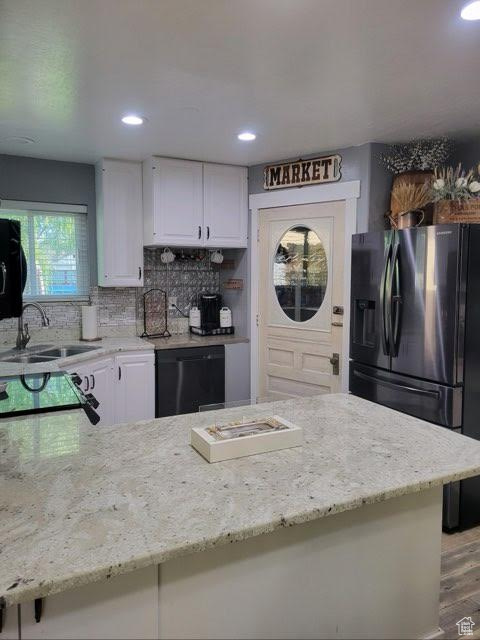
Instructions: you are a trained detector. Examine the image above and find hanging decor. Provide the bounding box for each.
[263,154,341,190]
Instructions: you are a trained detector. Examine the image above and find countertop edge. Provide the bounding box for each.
[3,464,479,608]
[0,335,249,376]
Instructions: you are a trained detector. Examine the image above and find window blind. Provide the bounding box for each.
[0,200,90,299]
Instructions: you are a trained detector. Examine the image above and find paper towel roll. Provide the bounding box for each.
[81,305,98,340]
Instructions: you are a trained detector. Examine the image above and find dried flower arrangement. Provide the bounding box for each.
[388,180,432,228]
[432,163,480,201]
[380,137,452,174]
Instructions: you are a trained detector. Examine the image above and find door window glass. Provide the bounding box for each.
[273,226,327,322]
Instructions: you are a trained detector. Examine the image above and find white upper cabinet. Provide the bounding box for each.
[96,159,144,287]
[143,157,248,248]
[143,157,204,246]
[203,164,248,248]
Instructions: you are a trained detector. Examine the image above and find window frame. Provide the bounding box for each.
[0,199,90,302]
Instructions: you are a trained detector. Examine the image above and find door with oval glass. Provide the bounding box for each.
[258,201,345,400]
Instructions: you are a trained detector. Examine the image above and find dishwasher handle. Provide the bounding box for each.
[176,353,221,362]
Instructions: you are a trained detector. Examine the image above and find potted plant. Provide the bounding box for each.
[431,164,480,224]
[380,137,452,227]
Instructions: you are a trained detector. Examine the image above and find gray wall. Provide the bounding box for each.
[453,137,480,171]
[0,154,97,283]
[248,143,390,233]
[369,143,393,232]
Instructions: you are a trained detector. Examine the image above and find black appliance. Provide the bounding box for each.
[0,371,100,424]
[0,219,27,320]
[199,293,222,331]
[155,346,225,417]
[349,224,480,531]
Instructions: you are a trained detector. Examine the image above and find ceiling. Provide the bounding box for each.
[0,0,479,166]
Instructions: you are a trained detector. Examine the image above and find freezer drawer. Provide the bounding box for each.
[349,362,462,427]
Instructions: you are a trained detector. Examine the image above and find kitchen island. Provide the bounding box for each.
[2,393,480,639]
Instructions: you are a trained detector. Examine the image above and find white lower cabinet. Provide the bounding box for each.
[2,606,19,639]
[20,566,158,640]
[114,352,155,424]
[67,350,154,427]
[70,357,114,426]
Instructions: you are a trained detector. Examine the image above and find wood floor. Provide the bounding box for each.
[441,527,480,639]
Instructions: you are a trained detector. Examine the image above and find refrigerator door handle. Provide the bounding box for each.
[389,242,402,357]
[353,370,440,398]
[380,242,392,356]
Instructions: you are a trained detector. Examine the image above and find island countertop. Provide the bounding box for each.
[2,393,480,608]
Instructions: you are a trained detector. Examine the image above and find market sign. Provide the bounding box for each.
[263,154,342,190]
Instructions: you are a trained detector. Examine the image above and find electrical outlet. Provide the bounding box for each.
[168,296,178,310]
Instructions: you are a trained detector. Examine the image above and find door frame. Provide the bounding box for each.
[249,180,360,400]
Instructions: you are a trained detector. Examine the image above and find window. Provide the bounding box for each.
[0,200,89,300]
[273,226,328,322]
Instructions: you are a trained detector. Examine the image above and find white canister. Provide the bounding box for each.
[189,306,201,328]
[220,306,232,328]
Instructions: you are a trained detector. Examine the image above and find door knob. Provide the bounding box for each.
[329,353,340,375]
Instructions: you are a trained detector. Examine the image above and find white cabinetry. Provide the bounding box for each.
[70,356,114,426]
[143,157,203,246]
[67,351,154,426]
[20,566,158,640]
[204,164,248,248]
[96,159,144,287]
[143,157,247,248]
[2,606,19,640]
[114,352,155,424]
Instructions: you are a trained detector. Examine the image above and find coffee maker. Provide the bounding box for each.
[189,293,234,336]
[199,293,222,331]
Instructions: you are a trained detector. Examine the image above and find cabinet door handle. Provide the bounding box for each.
[207,226,210,240]
[198,226,202,239]
[118,366,122,380]
[90,374,95,390]
[84,376,90,392]
[34,597,43,623]
[138,266,142,280]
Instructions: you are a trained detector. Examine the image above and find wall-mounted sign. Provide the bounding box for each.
[263,154,342,190]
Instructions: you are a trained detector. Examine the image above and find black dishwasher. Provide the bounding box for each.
[155,345,225,417]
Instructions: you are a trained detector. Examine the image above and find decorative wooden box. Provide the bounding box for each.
[434,199,480,224]
[191,416,303,463]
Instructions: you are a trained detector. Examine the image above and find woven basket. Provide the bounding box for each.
[433,199,480,224]
[390,170,434,226]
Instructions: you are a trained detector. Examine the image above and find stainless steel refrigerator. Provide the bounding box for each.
[349,223,480,530]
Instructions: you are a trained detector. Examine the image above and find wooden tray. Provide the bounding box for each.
[191,415,302,463]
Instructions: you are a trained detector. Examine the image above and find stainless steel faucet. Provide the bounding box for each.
[16,302,50,350]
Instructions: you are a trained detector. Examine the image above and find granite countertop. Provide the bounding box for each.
[0,334,248,377]
[147,333,249,350]
[0,336,154,377]
[2,393,480,607]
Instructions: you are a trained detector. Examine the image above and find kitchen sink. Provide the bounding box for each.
[38,345,100,358]
[0,344,100,363]
[3,354,58,364]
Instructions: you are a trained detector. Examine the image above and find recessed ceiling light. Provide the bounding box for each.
[121,114,144,126]
[461,1,480,20]
[3,136,35,144]
[238,132,256,141]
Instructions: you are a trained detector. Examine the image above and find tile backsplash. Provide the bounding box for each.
[0,249,221,345]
